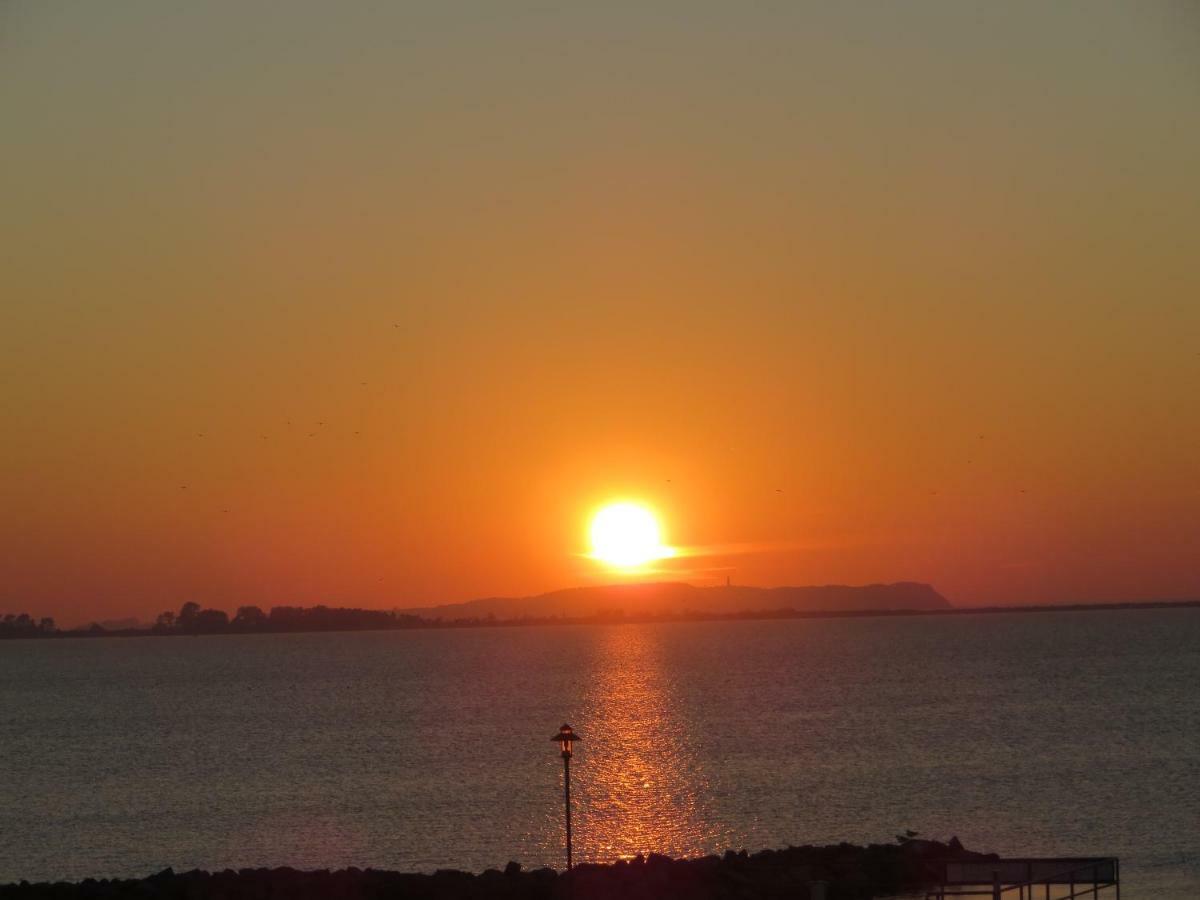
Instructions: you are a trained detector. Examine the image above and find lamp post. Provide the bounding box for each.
[551,724,580,871]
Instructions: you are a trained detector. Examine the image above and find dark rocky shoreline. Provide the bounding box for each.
[0,838,995,899]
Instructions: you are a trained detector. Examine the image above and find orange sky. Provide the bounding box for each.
[3,3,1199,623]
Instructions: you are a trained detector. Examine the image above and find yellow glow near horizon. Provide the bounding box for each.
[589,502,674,569]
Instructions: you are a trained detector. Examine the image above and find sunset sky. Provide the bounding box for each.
[3,2,1198,623]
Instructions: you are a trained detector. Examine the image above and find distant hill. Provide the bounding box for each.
[399,581,951,620]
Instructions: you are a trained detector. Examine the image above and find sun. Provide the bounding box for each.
[588,502,674,569]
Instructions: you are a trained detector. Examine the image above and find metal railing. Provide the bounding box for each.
[926,857,1119,900]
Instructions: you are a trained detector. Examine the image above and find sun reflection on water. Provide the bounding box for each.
[572,627,728,862]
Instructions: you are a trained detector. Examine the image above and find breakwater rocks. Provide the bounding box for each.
[0,838,996,900]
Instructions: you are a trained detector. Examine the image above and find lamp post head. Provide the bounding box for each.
[551,723,580,758]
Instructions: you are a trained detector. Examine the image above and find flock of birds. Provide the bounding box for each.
[176,381,381,500]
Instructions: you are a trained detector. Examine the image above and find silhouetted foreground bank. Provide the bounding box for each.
[0,838,995,899]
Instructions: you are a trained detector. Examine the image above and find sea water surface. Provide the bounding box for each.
[1,609,1197,897]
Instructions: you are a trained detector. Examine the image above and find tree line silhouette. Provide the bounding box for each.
[0,613,56,638]
[0,604,432,638]
[151,602,427,634]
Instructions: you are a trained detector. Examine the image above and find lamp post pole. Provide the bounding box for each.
[551,724,580,872]
[563,750,572,871]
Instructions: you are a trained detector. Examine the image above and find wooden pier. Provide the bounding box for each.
[926,857,1119,900]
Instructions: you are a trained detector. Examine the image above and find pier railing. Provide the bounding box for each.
[925,857,1119,900]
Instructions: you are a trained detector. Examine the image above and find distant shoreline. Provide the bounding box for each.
[2,598,1196,641]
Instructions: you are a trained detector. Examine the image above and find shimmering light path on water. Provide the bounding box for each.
[1,610,1197,897]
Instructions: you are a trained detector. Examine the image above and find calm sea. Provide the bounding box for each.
[1,610,1197,897]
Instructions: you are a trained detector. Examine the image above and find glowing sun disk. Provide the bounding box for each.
[589,502,672,568]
